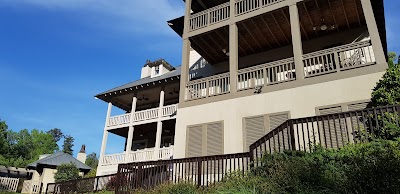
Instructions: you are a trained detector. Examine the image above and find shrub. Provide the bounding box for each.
[54,163,80,183]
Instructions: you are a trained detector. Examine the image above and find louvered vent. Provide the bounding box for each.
[348,102,368,111]
[318,106,347,148]
[269,113,290,152]
[319,106,342,115]
[245,116,265,150]
[187,125,203,157]
[206,123,223,155]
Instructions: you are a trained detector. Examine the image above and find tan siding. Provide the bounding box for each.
[187,125,203,157]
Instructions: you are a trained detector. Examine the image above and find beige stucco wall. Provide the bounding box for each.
[174,71,384,158]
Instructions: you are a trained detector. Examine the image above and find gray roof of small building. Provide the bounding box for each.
[95,67,181,98]
[27,152,92,171]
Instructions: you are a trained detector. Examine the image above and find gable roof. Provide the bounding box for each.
[27,152,92,171]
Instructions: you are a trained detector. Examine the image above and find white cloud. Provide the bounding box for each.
[0,0,184,37]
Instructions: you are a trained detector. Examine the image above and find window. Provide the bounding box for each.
[155,66,160,75]
[186,121,223,157]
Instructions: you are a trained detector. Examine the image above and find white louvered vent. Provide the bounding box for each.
[319,106,342,115]
[348,102,369,111]
[187,125,203,157]
[318,106,346,148]
[269,114,289,131]
[245,116,265,150]
[269,113,290,152]
[206,122,223,156]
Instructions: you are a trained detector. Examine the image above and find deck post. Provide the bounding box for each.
[229,23,238,93]
[154,89,165,159]
[360,0,387,66]
[289,3,304,80]
[125,96,137,162]
[99,103,112,165]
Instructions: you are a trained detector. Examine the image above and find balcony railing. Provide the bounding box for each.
[237,57,295,91]
[189,0,286,32]
[185,41,376,101]
[189,2,230,32]
[101,146,174,166]
[186,72,230,101]
[303,41,375,78]
[107,104,178,128]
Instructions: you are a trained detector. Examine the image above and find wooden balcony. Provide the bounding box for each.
[185,41,376,100]
[100,146,174,166]
[107,104,178,129]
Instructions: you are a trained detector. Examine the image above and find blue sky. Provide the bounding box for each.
[0,0,399,158]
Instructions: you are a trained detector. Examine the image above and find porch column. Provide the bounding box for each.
[125,96,137,162]
[360,0,387,66]
[99,102,112,165]
[99,130,108,165]
[154,89,165,159]
[179,39,191,103]
[289,3,305,80]
[229,23,239,93]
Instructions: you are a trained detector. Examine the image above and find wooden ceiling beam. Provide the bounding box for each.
[207,32,226,55]
[198,34,224,59]
[340,0,351,29]
[353,0,362,26]
[327,0,340,32]
[251,18,273,48]
[302,2,319,37]
[239,22,264,50]
[281,9,309,40]
[260,15,281,47]
[191,38,218,63]
[271,12,290,44]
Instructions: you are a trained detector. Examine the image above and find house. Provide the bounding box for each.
[24,147,91,193]
[95,0,388,176]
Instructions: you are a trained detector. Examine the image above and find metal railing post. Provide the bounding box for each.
[197,159,202,187]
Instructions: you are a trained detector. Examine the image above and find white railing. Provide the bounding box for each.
[189,2,230,31]
[186,72,230,101]
[102,146,174,166]
[101,153,125,166]
[237,58,295,90]
[22,180,41,194]
[235,0,285,16]
[0,177,19,192]
[108,113,130,127]
[158,146,174,160]
[133,107,159,122]
[162,104,178,117]
[303,41,375,78]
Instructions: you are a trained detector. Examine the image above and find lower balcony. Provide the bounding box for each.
[100,146,174,166]
[185,41,376,100]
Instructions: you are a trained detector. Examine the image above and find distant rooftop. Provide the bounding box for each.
[27,152,92,171]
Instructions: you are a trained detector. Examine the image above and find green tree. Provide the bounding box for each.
[63,135,74,155]
[0,120,9,155]
[47,128,63,142]
[54,163,80,182]
[370,58,400,107]
[388,52,397,68]
[85,152,99,169]
[31,129,58,158]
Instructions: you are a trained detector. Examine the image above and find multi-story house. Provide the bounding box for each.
[95,0,387,176]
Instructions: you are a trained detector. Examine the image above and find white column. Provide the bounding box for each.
[229,23,239,93]
[179,39,191,103]
[125,96,137,162]
[154,89,165,159]
[99,130,108,165]
[360,0,387,66]
[99,102,112,165]
[289,3,305,80]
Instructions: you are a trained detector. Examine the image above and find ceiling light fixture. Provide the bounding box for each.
[138,95,149,101]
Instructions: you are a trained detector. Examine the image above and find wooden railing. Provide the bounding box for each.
[162,104,178,117]
[106,104,178,128]
[108,113,130,127]
[0,177,19,192]
[116,152,251,191]
[249,105,400,165]
[237,58,295,90]
[101,146,174,166]
[303,41,375,78]
[133,108,159,122]
[235,0,285,15]
[45,174,116,194]
[186,72,230,101]
[189,2,230,31]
